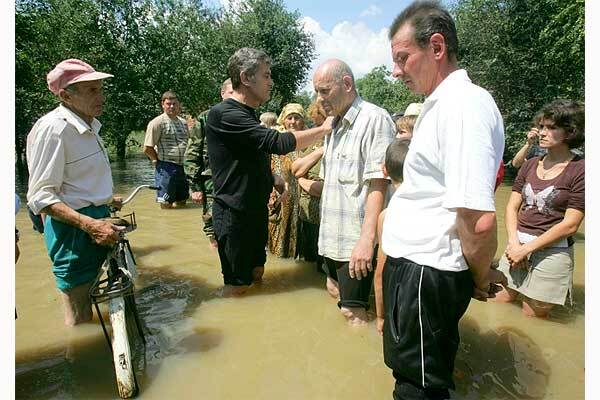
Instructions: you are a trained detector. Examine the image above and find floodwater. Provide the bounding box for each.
[15,156,585,399]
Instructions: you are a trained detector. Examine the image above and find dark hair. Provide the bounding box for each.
[227,48,272,89]
[385,139,410,183]
[161,90,178,102]
[535,99,585,149]
[388,0,458,61]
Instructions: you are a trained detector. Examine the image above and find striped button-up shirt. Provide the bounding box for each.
[318,97,395,261]
[144,113,189,165]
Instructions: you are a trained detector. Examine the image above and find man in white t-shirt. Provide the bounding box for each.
[380,1,507,398]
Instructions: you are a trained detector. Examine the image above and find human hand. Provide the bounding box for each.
[376,317,384,335]
[275,183,289,207]
[110,196,123,211]
[321,116,334,135]
[191,191,204,203]
[526,128,539,144]
[86,219,125,246]
[505,243,531,269]
[472,267,507,302]
[273,173,286,194]
[268,189,278,209]
[349,237,374,280]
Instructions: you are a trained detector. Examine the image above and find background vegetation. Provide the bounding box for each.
[15,0,584,171]
[15,0,314,166]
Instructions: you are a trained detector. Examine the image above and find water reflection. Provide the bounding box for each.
[454,319,550,399]
[15,166,585,399]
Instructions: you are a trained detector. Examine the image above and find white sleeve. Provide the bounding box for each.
[26,123,66,214]
[441,96,502,212]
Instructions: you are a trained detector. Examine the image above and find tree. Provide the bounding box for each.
[222,0,315,112]
[15,0,316,164]
[355,66,423,114]
[453,0,584,162]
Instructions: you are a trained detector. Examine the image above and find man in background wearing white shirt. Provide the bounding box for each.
[26,59,123,326]
[381,1,507,398]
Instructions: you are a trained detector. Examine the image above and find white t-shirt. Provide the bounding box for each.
[381,69,504,272]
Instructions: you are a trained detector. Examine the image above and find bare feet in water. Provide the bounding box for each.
[340,307,369,326]
[252,266,264,283]
[326,277,340,300]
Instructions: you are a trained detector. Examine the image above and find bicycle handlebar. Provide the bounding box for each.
[121,185,160,206]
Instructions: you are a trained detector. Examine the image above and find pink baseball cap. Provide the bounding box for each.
[47,58,113,95]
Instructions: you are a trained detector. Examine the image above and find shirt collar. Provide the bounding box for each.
[58,104,102,135]
[340,96,363,126]
[425,69,471,103]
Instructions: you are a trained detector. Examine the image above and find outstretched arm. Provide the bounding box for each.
[292,147,324,178]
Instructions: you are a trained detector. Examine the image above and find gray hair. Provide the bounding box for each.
[388,0,458,60]
[227,48,272,89]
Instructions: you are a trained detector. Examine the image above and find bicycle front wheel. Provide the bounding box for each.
[108,296,139,398]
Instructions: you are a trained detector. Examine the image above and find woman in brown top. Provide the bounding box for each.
[495,99,585,318]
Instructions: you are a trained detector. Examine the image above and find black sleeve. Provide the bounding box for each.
[213,105,297,155]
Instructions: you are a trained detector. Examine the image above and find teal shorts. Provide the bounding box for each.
[44,204,110,291]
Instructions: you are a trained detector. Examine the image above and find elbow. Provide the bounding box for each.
[565,223,580,237]
[474,212,497,235]
[457,208,497,235]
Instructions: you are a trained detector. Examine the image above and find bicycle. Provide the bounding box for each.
[89,184,157,399]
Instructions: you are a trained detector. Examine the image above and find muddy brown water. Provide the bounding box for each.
[15,156,584,399]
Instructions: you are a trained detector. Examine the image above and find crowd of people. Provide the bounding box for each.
[20,0,585,398]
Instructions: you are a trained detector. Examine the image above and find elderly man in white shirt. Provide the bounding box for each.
[313,59,396,326]
[380,2,507,399]
[26,58,123,326]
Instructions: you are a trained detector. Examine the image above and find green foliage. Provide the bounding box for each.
[355,66,423,114]
[452,0,584,162]
[291,90,313,110]
[15,0,315,162]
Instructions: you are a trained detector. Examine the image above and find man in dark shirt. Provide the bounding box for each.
[206,47,332,296]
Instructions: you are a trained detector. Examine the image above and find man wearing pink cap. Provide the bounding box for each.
[26,58,123,326]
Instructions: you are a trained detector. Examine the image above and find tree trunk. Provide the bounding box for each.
[116,137,127,161]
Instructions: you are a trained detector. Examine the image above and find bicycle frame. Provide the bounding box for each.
[89,212,146,350]
[88,184,157,398]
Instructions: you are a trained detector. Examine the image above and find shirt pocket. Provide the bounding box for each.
[337,157,362,199]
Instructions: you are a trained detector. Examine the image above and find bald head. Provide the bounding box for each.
[313,59,355,85]
[313,59,357,117]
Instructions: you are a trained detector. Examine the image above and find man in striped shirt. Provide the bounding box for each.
[313,59,396,326]
[144,90,190,208]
